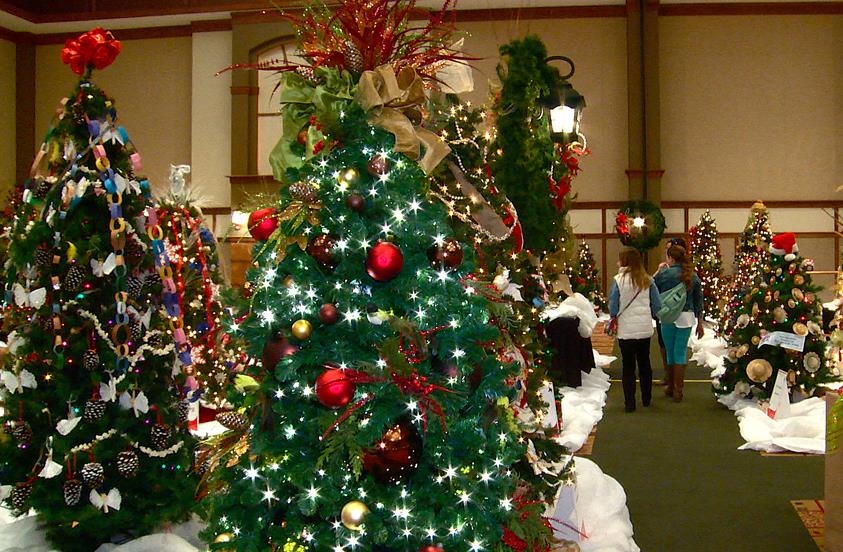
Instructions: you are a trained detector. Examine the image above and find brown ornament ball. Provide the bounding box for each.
[346,193,365,213]
[362,420,422,483]
[366,153,392,177]
[306,234,339,271]
[427,238,464,270]
[319,303,339,325]
[262,332,299,371]
[296,128,308,145]
[291,319,313,341]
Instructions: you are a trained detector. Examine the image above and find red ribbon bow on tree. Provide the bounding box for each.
[61,27,122,75]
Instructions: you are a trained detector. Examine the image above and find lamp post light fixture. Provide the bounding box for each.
[544,55,586,144]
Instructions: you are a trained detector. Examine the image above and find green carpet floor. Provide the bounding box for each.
[589,349,823,551]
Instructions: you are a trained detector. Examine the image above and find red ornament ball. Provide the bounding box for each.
[315,368,355,409]
[419,547,445,552]
[297,127,308,145]
[262,332,298,371]
[306,234,339,271]
[362,419,422,483]
[427,238,464,270]
[319,303,339,325]
[366,241,403,282]
[247,208,278,241]
[346,193,366,213]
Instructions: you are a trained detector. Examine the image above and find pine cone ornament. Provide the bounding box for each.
[5,420,33,447]
[32,179,51,199]
[63,478,83,506]
[65,264,84,291]
[126,275,143,299]
[35,247,52,266]
[37,313,53,333]
[116,450,139,478]
[83,349,100,371]
[130,320,143,341]
[80,462,105,488]
[295,65,320,85]
[84,399,106,422]
[289,180,319,203]
[215,411,249,432]
[343,41,364,73]
[176,400,190,424]
[150,424,171,451]
[10,484,31,511]
[124,236,145,263]
[143,271,162,288]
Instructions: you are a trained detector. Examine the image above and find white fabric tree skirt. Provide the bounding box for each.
[555,351,614,452]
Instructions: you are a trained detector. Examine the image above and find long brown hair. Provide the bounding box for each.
[668,245,694,290]
[619,248,650,291]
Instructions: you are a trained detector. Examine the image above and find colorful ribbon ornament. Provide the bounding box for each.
[356,65,451,174]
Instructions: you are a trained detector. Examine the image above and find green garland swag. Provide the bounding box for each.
[615,199,665,251]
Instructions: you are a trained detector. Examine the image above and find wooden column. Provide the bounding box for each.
[15,33,35,184]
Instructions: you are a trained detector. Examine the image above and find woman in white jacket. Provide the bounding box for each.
[608,249,662,412]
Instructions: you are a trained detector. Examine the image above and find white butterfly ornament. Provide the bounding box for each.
[1,369,37,394]
[90,488,121,513]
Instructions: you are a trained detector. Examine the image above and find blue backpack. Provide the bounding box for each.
[656,283,687,324]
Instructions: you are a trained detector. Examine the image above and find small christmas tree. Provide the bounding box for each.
[689,210,724,318]
[0,29,196,550]
[721,201,772,337]
[714,233,833,399]
[156,165,230,409]
[569,240,607,312]
[202,2,557,550]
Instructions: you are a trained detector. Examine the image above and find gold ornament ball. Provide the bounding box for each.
[337,167,360,189]
[341,500,370,531]
[282,276,295,288]
[291,319,313,340]
[213,532,236,551]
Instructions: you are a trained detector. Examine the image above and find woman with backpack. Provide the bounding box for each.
[654,244,704,402]
[608,249,662,412]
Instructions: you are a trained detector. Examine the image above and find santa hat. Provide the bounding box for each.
[770,232,798,261]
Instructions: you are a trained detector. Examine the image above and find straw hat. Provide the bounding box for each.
[746,358,773,383]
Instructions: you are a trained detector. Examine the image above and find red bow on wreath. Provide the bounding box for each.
[61,28,122,75]
[615,212,630,236]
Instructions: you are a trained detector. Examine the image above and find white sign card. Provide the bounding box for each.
[540,381,559,429]
[759,331,806,352]
[767,369,792,420]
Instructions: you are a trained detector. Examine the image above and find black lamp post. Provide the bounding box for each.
[544,56,586,144]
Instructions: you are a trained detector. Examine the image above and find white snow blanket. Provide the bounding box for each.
[688,327,728,374]
[551,457,640,552]
[543,293,600,338]
[735,396,826,454]
[555,352,615,452]
[0,513,205,551]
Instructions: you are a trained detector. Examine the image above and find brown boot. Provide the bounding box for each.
[673,364,686,402]
[664,365,674,397]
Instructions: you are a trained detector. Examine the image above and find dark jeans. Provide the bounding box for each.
[619,337,653,408]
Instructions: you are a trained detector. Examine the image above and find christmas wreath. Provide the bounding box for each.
[615,199,666,251]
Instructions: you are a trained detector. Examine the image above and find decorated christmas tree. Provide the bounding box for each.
[688,210,724,319]
[0,29,196,550]
[156,164,230,409]
[202,2,559,550]
[568,240,606,312]
[491,35,585,282]
[714,233,833,400]
[721,201,772,337]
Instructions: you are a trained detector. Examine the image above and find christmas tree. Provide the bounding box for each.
[203,2,558,550]
[0,29,196,550]
[491,35,582,277]
[156,164,230,409]
[568,240,606,312]
[714,233,834,400]
[721,201,772,338]
[688,210,724,319]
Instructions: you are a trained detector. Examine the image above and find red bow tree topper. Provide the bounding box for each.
[61,27,122,75]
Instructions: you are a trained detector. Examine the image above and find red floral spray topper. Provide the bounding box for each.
[61,27,122,76]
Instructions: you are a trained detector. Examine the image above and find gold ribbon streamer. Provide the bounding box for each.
[356,65,451,174]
